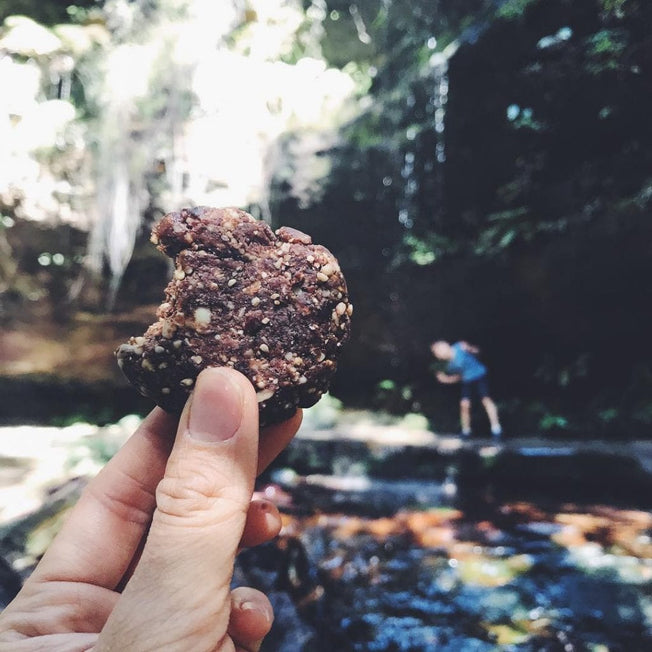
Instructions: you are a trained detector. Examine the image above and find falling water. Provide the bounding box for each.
[85,0,239,310]
[396,40,458,233]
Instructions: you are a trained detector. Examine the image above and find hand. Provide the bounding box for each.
[0,367,302,651]
[436,371,447,383]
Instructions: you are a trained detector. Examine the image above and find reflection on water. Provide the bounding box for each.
[243,466,652,651]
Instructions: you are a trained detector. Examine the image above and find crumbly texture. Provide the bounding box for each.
[116,206,352,426]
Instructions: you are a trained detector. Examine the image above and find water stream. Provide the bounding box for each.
[241,445,652,651]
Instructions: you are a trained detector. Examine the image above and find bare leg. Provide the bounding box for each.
[481,396,502,435]
[460,398,471,435]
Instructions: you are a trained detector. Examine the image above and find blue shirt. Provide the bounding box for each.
[447,342,486,382]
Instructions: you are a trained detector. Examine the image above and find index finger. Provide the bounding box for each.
[30,407,177,588]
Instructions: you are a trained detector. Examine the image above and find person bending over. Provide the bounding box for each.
[431,340,502,438]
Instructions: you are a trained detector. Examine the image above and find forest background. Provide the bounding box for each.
[1,0,651,439]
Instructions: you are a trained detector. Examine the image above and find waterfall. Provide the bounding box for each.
[85,0,240,310]
[427,41,457,229]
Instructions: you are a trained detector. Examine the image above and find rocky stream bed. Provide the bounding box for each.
[1,414,651,650]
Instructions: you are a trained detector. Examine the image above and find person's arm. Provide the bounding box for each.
[436,371,461,384]
[460,341,479,355]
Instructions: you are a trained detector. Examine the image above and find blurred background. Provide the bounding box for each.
[1,1,651,650]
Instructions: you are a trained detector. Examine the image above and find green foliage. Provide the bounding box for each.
[584,29,627,74]
[267,0,652,438]
[496,0,538,20]
[539,413,569,431]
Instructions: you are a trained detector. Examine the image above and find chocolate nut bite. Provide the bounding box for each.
[116,206,352,426]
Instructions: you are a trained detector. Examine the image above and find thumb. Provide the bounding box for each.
[97,367,259,651]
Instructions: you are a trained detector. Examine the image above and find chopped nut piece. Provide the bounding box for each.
[141,358,155,372]
[256,389,275,403]
[194,307,212,325]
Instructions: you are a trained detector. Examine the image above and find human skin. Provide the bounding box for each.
[0,368,302,652]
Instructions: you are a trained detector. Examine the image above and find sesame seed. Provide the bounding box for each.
[180,378,194,387]
[316,272,329,283]
[161,387,171,394]
[154,345,165,354]
[261,317,270,325]
[336,302,347,316]
[190,355,203,364]
[174,269,185,280]
[259,343,269,354]
[173,339,183,349]
[251,297,261,307]
[227,278,237,287]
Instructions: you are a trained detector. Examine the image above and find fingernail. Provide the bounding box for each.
[240,600,273,624]
[188,368,243,442]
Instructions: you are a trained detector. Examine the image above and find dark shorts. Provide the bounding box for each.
[461,374,490,401]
